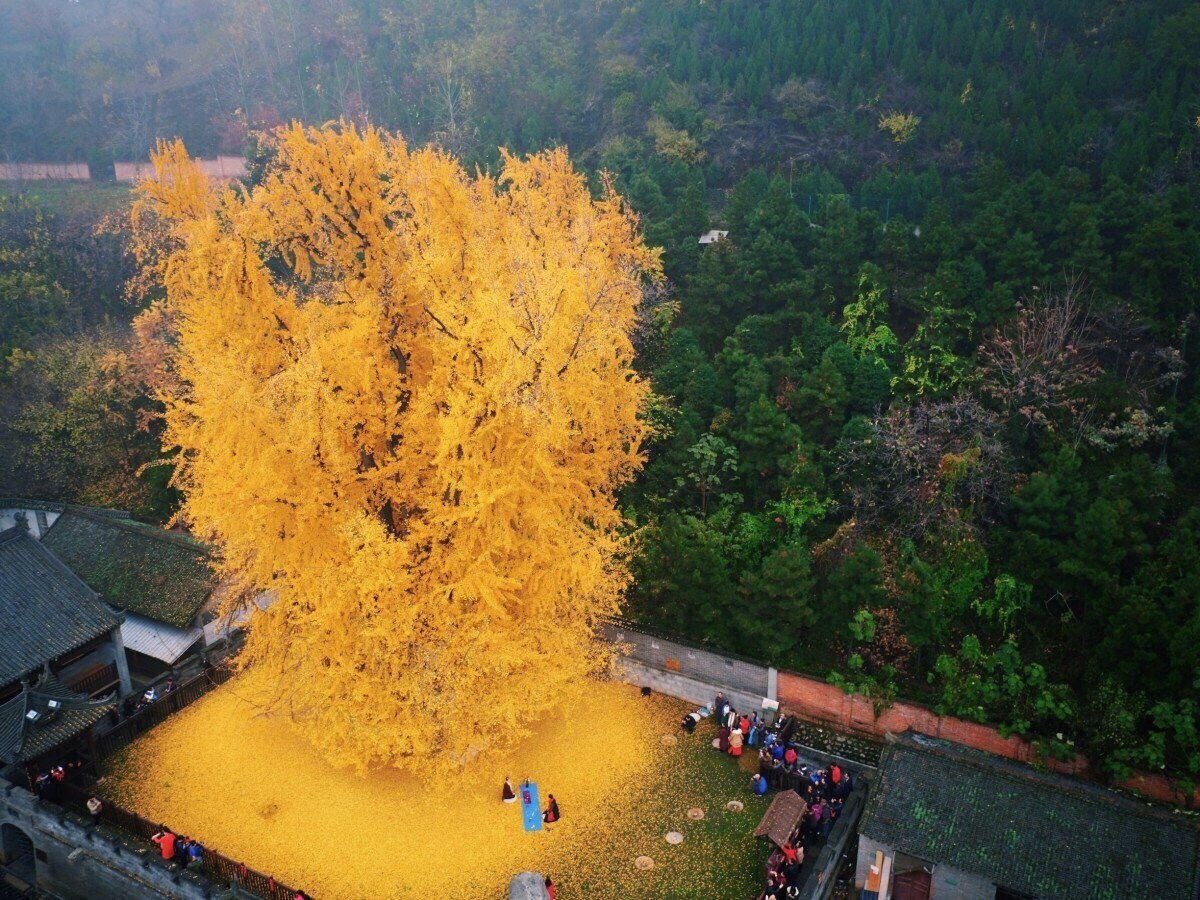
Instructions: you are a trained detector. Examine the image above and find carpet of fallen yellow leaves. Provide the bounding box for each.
[105,673,757,899]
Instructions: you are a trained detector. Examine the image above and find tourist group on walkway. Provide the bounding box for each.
[150,825,205,872]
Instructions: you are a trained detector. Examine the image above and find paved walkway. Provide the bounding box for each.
[614,657,764,715]
[614,658,881,770]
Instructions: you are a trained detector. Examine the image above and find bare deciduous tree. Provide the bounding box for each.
[977,281,1101,437]
[837,395,1011,538]
[430,56,476,157]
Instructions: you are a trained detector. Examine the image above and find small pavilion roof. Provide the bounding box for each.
[755,789,807,848]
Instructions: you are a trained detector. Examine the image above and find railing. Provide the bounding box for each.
[798,789,866,899]
[53,644,310,898]
[68,662,119,698]
[95,648,235,757]
[57,780,303,899]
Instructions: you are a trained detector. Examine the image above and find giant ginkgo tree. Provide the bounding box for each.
[132,124,660,774]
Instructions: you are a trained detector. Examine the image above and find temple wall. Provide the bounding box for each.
[0,780,210,899]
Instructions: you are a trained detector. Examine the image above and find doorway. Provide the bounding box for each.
[893,867,932,900]
[0,822,36,887]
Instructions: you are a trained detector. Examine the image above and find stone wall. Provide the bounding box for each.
[604,623,770,699]
[0,163,90,180]
[1,779,212,899]
[614,623,1198,807]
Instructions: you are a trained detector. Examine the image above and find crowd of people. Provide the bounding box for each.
[680,691,858,900]
[29,754,88,804]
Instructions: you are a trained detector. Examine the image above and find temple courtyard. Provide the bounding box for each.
[103,676,770,898]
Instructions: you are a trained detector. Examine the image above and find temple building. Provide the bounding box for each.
[856,731,1200,899]
[40,507,217,678]
[0,524,130,771]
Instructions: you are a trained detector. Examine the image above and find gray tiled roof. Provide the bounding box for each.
[42,509,216,629]
[0,498,130,519]
[861,731,1200,899]
[0,526,120,687]
[0,673,115,765]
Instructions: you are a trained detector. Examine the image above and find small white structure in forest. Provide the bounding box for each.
[698,229,729,245]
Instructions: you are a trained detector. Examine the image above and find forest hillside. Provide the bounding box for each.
[2,0,1199,786]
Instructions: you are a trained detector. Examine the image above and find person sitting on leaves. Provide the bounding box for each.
[542,794,561,824]
[681,705,710,733]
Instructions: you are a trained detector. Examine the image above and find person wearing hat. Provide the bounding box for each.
[502,777,516,803]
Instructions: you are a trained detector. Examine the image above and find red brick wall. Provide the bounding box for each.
[776,669,1195,806]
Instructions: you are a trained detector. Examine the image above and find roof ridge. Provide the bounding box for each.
[0,497,65,512]
[0,497,131,517]
[893,731,1196,827]
[10,530,122,630]
[51,507,211,555]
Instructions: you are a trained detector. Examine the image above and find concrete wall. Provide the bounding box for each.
[0,156,246,184]
[114,156,247,184]
[854,835,889,893]
[854,836,993,900]
[604,623,770,699]
[931,863,995,900]
[1,779,211,899]
[0,163,90,180]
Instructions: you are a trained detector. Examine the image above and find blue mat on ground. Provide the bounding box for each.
[520,780,542,832]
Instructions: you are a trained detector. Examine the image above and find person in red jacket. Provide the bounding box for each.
[151,827,176,860]
[545,875,557,899]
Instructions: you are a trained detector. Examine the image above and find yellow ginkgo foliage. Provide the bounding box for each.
[132,124,660,774]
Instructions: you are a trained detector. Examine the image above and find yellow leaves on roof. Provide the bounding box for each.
[130,122,661,775]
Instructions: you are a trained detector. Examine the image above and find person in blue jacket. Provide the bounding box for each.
[751,773,769,796]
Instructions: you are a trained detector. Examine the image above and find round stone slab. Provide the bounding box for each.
[686,807,705,820]
[665,832,684,845]
[635,855,656,870]
[661,734,677,746]
[726,800,745,812]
